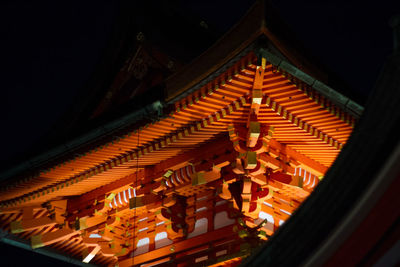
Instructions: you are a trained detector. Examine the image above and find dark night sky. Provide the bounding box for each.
[0,0,399,266]
[1,1,118,166]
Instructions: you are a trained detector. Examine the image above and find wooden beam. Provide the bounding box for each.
[67,171,145,212]
[251,66,264,116]
[153,135,232,174]
[31,228,78,249]
[258,153,295,173]
[118,224,238,266]
[10,216,56,234]
[79,215,108,231]
[268,138,328,175]
[82,245,101,263]
[67,136,233,217]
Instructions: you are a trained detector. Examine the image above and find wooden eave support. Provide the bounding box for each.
[191,157,232,186]
[247,121,261,148]
[2,79,251,209]
[118,225,238,267]
[64,138,232,211]
[265,96,344,151]
[79,215,108,231]
[268,138,327,176]
[82,245,101,263]
[64,139,235,222]
[80,235,116,261]
[191,169,221,186]
[31,227,78,249]
[10,202,69,234]
[11,216,56,234]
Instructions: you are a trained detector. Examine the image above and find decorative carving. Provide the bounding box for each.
[156,194,189,240]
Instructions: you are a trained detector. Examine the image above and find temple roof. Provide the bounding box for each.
[0,1,367,266]
[0,1,363,204]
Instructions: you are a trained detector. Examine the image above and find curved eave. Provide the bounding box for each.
[0,102,164,198]
[259,48,363,118]
[0,52,357,209]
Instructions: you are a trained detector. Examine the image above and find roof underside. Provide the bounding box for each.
[0,0,363,207]
[0,50,357,208]
[0,1,364,266]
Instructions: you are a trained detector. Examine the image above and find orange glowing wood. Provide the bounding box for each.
[79,215,108,231]
[82,245,101,263]
[118,225,238,267]
[191,168,221,186]
[49,200,67,224]
[22,206,34,220]
[10,216,56,234]
[82,235,115,259]
[0,1,364,265]
[9,202,69,234]
[247,121,261,147]
[251,66,264,116]
[31,227,78,249]
[67,170,145,212]
[66,137,233,214]
[268,138,328,175]
[258,153,295,173]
